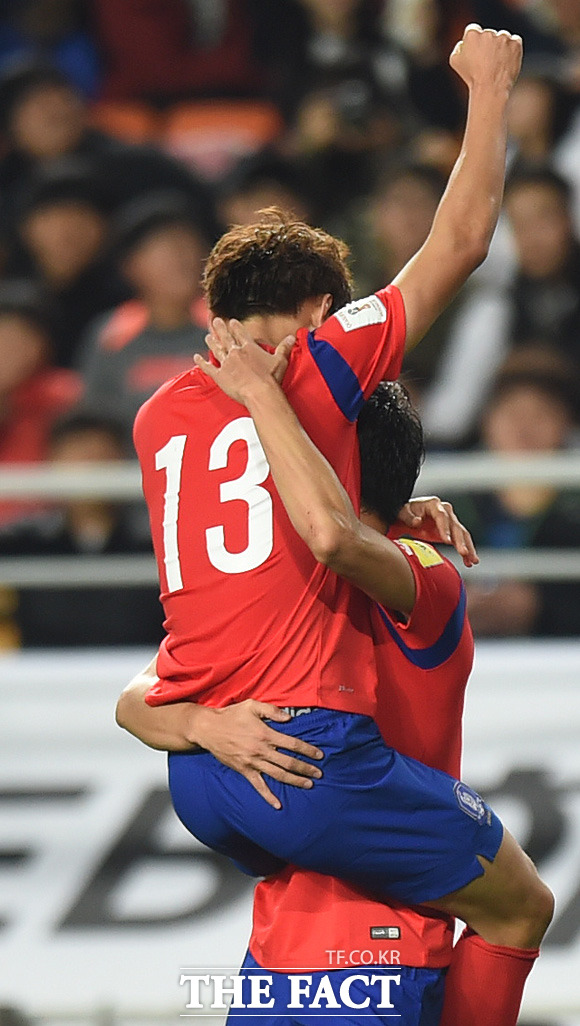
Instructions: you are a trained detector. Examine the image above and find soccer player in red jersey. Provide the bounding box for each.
[134,25,521,722]
[119,488,467,1026]
[194,326,551,1026]
[120,372,547,1025]
[121,25,551,1026]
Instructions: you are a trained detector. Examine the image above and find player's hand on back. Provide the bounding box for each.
[193,700,324,810]
[395,496,478,568]
[195,318,295,405]
[449,23,522,94]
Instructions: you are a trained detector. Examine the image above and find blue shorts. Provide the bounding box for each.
[168,708,503,904]
[225,952,446,1026]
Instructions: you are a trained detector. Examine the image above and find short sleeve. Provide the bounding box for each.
[379,540,469,670]
[306,284,406,422]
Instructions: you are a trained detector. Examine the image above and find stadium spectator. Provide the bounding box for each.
[507,74,564,165]
[504,166,580,359]
[342,163,446,293]
[7,157,129,366]
[218,151,314,227]
[451,347,580,637]
[284,78,401,218]
[382,0,466,134]
[337,162,471,399]
[422,164,580,447]
[0,0,100,97]
[91,0,264,104]
[259,0,406,119]
[79,191,211,439]
[0,411,164,648]
[0,278,81,526]
[256,0,408,217]
[0,57,212,233]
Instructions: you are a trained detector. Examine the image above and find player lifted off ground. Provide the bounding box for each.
[121,371,549,1026]
[126,24,551,1026]
[120,386,477,1026]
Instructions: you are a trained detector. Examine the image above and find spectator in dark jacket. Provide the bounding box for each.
[0,411,164,648]
[7,158,129,366]
[451,348,580,638]
[79,190,211,439]
[0,58,213,234]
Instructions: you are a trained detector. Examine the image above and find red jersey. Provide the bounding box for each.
[249,542,473,971]
[374,537,473,778]
[135,286,405,712]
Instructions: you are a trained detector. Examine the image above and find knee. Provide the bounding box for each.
[477,850,554,949]
[529,878,555,940]
[509,878,554,948]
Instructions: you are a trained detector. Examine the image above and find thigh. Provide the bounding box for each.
[168,749,286,877]
[168,710,503,905]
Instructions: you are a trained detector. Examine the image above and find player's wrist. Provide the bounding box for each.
[183,703,219,748]
[241,375,283,411]
[467,77,512,104]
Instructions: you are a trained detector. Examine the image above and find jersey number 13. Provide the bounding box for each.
[154,417,274,591]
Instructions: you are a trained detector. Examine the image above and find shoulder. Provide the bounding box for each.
[133,365,211,446]
[318,285,404,341]
[397,538,462,601]
[391,538,465,638]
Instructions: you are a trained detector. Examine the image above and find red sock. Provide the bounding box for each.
[439,928,539,1026]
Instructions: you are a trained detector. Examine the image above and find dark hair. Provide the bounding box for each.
[357,381,425,526]
[0,278,53,336]
[220,151,311,206]
[0,58,74,134]
[374,161,446,203]
[486,344,580,423]
[505,163,573,208]
[16,157,109,222]
[49,411,127,451]
[203,207,353,318]
[112,189,216,264]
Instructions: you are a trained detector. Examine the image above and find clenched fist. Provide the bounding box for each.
[450,23,522,93]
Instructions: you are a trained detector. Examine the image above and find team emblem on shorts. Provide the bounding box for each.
[454,781,490,824]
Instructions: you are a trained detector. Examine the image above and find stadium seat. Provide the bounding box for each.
[162,100,284,179]
[89,102,161,144]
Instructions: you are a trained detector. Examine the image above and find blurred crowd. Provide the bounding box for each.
[1,0,580,646]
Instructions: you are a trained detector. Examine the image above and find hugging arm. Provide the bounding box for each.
[116,656,324,810]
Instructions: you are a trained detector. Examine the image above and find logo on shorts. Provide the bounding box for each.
[454,781,490,824]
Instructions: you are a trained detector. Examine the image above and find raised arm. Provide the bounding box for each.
[396,24,522,350]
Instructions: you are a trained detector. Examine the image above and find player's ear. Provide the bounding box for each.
[310,294,333,328]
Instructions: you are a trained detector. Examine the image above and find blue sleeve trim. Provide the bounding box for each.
[307,331,364,422]
[377,582,467,670]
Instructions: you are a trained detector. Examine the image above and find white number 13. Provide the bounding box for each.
[155,418,273,591]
